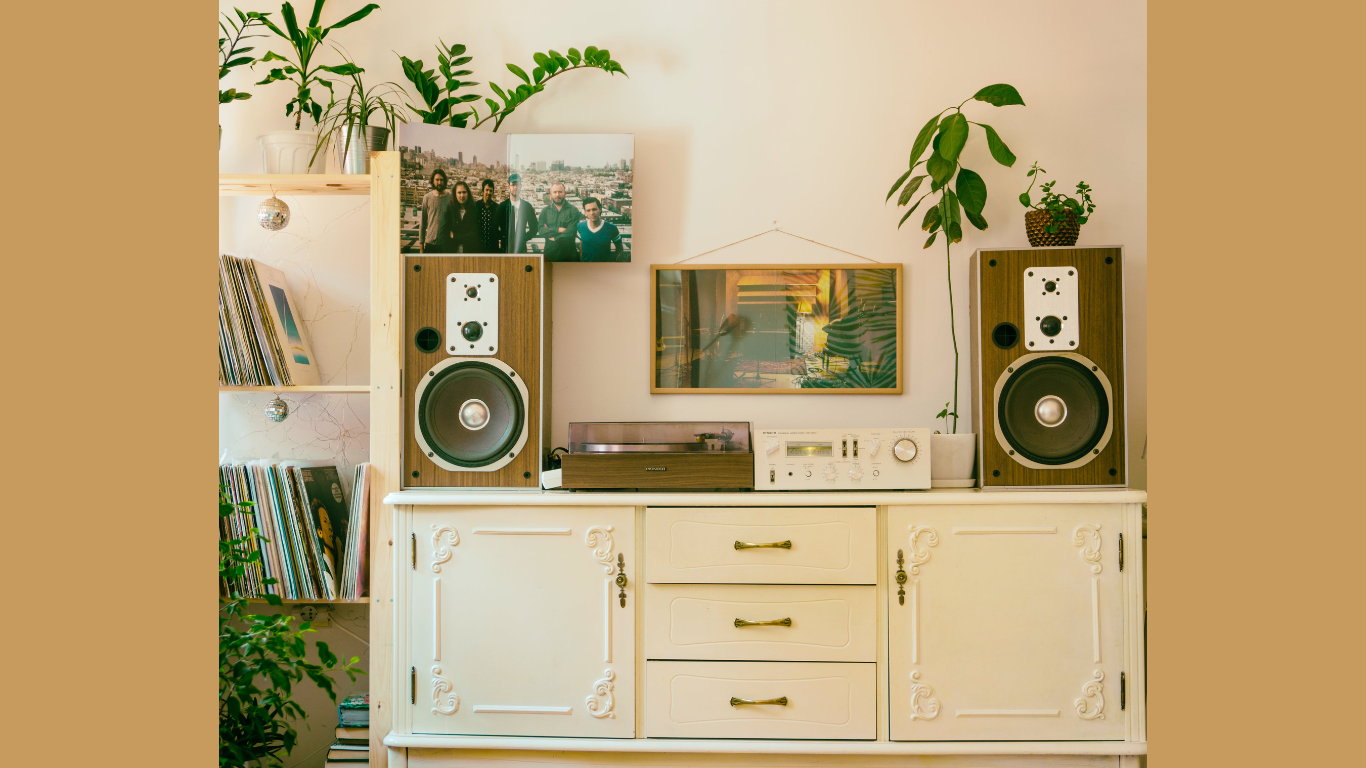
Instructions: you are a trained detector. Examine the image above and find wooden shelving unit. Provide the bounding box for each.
[219,161,400,767]
[245,597,372,604]
[219,173,371,196]
[219,385,371,393]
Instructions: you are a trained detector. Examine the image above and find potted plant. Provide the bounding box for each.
[219,8,271,148]
[219,488,364,767]
[885,84,1025,487]
[314,52,407,174]
[252,0,380,173]
[1019,162,1097,246]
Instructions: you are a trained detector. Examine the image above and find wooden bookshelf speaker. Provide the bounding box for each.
[970,247,1127,488]
[404,255,550,489]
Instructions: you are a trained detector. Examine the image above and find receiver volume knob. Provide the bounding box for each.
[849,464,864,481]
[893,438,918,462]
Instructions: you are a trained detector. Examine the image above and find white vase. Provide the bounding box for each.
[259,129,327,174]
[931,433,977,488]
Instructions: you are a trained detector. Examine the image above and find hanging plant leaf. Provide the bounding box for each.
[979,123,1017,167]
[955,168,987,215]
[972,83,1025,106]
[937,113,969,164]
[908,114,940,167]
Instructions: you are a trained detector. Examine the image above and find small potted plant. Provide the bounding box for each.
[219,8,270,148]
[252,0,380,173]
[1019,162,1096,246]
[313,52,407,174]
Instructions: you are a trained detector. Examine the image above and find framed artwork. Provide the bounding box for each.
[651,264,903,394]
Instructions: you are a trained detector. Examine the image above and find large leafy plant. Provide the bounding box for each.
[253,0,380,129]
[400,42,627,131]
[312,51,408,163]
[220,8,270,104]
[219,488,363,768]
[1019,161,1097,233]
[886,84,1025,433]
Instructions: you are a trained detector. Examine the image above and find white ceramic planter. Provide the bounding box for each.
[931,432,977,488]
[259,129,326,174]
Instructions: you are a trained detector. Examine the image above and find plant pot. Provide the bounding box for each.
[259,129,327,174]
[931,432,977,488]
[334,125,390,175]
[1025,208,1080,247]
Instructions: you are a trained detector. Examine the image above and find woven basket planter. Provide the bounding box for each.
[1025,209,1080,247]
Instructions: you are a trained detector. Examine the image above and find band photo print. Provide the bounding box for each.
[398,124,634,262]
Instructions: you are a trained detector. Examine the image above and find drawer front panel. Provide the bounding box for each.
[645,661,875,739]
[645,584,876,661]
[645,507,876,584]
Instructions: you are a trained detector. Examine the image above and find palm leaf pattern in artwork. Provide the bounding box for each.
[817,268,897,386]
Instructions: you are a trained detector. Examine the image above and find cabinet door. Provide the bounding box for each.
[887,505,1127,741]
[408,507,634,737]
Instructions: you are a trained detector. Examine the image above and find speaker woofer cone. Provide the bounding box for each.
[993,352,1113,470]
[414,358,529,472]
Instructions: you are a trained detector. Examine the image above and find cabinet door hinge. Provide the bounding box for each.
[411,533,416,569]
[411,666,416,704]
[1119,533,1125,571]
[1120,671,1126,710]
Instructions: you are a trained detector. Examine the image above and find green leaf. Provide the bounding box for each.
[897,197,925,228]
[944,189,961,228]
[327,4,380,31]
[955,168,987,215]
[979,123,1017,167]
[489,81,508,101]
[567,48,582,65]
[948,220,963,243]
[533,66,545,84]
[922,205,941,232]
[898,175,926,206]
[964,208,988,230]
[533,52,550,68]
[924,232,938,249]
[506,63,530,84]
[972,83,1025,107]
[585,45,599,61]
[486,98,500,114]
[937,113,968,164]
[927,152,954,190]
[1019,192,1031,207]
[886,169,913,202]
[909,115,939,168]
[544,56,560,74]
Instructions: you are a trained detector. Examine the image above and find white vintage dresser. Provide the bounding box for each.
[382,489,1146,767]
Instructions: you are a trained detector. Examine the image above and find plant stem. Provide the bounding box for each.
[945,233,959,434]
[471,63,592,131]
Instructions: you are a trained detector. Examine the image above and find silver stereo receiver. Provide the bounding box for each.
[754,428,933,490]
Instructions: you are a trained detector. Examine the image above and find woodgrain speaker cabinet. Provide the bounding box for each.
[970,247,1126,488]
[404,255,549,488]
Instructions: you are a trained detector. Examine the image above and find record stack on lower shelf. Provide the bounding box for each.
[218,253,321,387]
[327,694,370,766]
[220,461,370,603]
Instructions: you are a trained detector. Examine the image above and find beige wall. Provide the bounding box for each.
[219,0,1147,488]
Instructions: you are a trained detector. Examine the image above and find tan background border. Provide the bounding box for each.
[3,1,1361,766]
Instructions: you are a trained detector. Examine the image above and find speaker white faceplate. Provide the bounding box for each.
[754,427,932,490]
[446,272,499,356]
[1022,265,1079,352]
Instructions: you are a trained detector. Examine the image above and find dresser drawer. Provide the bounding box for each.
[645,661,875,739]
[645,507,876,584]
[645,584,875,661]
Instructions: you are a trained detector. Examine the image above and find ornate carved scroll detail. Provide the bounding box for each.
[586,525,615,573]
[909,670,941,720]
[586,668,616,719]
[1073,524,1102,574]
[432,665,459,715]
[431,524,460,573]
[907,526,939,576]
[1074,669,1105,720]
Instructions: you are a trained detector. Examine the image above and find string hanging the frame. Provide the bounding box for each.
[670,220,880,264]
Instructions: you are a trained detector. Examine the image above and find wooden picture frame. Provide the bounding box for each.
[650,263,903,394]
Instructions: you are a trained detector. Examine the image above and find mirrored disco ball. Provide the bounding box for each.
[258,196,291,231]
[264,396,289,422]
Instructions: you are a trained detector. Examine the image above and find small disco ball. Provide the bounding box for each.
[258,195,291,231]
[264,396,289,423]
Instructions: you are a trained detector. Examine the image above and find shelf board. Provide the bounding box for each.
[243,597,371,605]
[219,385,370,393]
[219,174,370,196]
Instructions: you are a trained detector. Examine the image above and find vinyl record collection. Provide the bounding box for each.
[218,253,320,387]
[220,461,370,601]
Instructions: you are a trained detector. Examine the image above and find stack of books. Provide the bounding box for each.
[218,253,320,387]
[326,694,370,767]
[220,461,369,602]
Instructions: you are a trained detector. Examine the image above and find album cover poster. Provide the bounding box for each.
[398,123,633,262]
[297,465,349,592]
[251,260,321,386]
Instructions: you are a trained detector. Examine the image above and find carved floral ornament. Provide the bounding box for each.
[585,525,615,574]
[432,524,459,573]
[1073,523,1102,574]
[432,665,459,715]
[1074,669,1105,720]
[586,668,616,718]
[909,670,941,720]
[907,525,939,576]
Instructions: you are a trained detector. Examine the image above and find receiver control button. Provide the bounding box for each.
[849,464,864,481]
[868,438,881,457]
[893,438,918,462]
[823,462,838,481]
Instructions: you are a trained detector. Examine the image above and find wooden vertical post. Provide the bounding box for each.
[369,151,403,768]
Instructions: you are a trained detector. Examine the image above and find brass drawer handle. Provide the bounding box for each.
[734,540,792,550]
[734,617,792,628]
[730,696,788,707]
